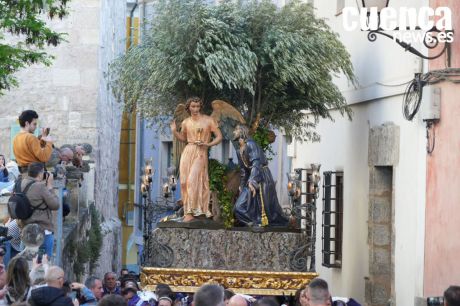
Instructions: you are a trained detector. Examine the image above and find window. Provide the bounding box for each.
[322,171,343,268]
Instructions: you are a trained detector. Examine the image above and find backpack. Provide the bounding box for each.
[7,179,37,220]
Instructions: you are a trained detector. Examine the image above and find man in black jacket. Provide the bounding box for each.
[29,266,76,306]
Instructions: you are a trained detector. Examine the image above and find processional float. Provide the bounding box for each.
[140,100,320,295]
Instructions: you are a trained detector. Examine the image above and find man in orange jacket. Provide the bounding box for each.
[13,110,54,173]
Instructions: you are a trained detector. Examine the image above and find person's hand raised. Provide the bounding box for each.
[71,282,85,290]
[40,128,54,143]
[32,254,42,270]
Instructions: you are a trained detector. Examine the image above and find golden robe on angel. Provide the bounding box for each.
[180,115,220,217]
[172,97,246,222]
[171,97,238,222]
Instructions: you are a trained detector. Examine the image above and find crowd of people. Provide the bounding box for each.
[0,253,458,306]
[1,111,458,306]
[0,264,346,306]
[0,258,169,306]
[0,109,91,264]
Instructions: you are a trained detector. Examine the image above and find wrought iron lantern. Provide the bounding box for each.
[359,0,453,60]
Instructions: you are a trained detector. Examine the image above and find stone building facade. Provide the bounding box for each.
[288,1,428,305]
[0,0,126,277]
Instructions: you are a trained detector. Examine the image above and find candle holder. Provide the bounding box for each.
[140,159,176,267]
[197,127,203,143]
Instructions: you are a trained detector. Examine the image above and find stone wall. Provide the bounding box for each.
[0,0,103,152]
[92,0,126,277]
[0,0,126,278]
[147,228,306,272]
[366,123,399,306]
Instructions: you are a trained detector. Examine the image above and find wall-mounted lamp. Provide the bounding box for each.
[358,0,453,60]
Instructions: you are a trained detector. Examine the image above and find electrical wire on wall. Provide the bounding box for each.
[403,73,424,121]
[403,68,460,121]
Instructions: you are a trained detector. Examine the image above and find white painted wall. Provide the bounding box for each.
[291,96,426,304]
[290,0,428,304]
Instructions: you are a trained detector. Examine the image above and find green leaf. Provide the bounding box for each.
[0,0,70,92]
[110,0,356,141]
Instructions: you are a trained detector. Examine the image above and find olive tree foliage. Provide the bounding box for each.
[0,0,70,92]
[110,0,356,140]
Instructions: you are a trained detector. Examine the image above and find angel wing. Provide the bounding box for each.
[211,100,245,124]
[250,112,261,135]
[172,103,189,169]
[211,100,245,140]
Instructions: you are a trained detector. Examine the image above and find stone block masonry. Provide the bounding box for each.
[366,123,399,306]
[147,227,306,272]
[0,0,126,277]
[0,0,101,153]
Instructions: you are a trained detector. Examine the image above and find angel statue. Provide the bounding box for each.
[170,97,245,222]
[233,124,288,227]
[169,97,219,222]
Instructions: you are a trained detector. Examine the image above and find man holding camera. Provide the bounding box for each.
[71,276,104,306]
[19,162,60,258]
[13,110,53,173]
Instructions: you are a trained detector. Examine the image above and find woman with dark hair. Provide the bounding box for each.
[5,257,32,304]
[0,155,9,182]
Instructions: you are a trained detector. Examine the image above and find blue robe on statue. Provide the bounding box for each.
[233,139,288,227]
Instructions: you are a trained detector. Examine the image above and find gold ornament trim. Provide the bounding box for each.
[260,183,268,227]
[141,267,318,296]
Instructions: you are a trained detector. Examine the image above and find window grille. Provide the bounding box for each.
[322,171,343,268]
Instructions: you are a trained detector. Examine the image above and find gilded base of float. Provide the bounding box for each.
[141,267,318,296]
